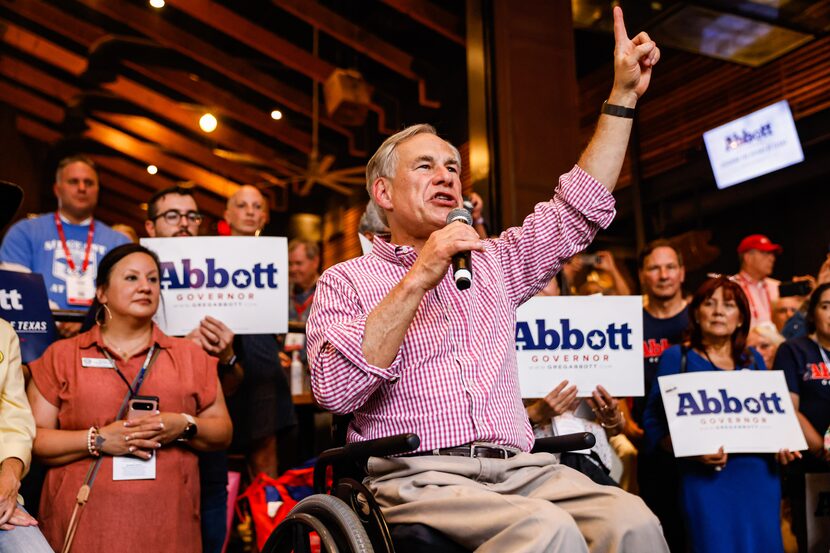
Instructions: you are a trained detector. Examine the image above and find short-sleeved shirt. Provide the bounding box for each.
[0,213,129,309]
[774,336,830,470]
[29,325,217,553]
[634,306,689,426]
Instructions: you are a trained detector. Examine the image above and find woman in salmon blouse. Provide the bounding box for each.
[27,243,233,552]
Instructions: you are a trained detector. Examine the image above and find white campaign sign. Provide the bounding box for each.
[658,370,807,457]
[515,296,644,398]
[141,236,288,336]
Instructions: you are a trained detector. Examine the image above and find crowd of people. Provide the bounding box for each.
[0,6,826,553]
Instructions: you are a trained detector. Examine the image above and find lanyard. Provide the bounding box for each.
[54,212,95,274]
[100,344,158,398]
[293,290,315,318]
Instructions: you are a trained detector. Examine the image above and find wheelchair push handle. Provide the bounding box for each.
[531,432,596,454]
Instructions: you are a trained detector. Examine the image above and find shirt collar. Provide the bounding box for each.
[57,211,93,226]
[370,235,419,268]
[79,323,174,351]
[738,271,765,286]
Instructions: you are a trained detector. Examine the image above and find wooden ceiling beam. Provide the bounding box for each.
[125,63,311,156]
[90,155,228,217]
[71,0,365,155]
[378,0,465,46]
[0,79,64,123]
[0,18,87,76]
[101,76,297,178]
[95,112,275,187]
[165,0,396,133]
[16,114,62,144]
[0,54,81,102]
[4,1,313,157]
[272,0,440,108]
[84,119,240,198]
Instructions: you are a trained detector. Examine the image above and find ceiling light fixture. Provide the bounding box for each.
[270,109,283,120]
[199,113,218,133]
[146,164,158,175]
[149,0,165,8]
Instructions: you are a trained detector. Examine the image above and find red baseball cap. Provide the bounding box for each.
[737,234,782,255]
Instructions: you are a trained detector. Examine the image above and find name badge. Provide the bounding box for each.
[66,272,95,307]
[82,357,115,369]
[113,453,156,481]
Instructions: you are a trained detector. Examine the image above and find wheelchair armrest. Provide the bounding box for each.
[313,433,420,493]
[531,432,596,454]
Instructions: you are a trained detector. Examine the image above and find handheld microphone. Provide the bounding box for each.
[446,207,473,290]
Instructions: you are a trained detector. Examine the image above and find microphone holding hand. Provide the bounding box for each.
[446,208,473,290]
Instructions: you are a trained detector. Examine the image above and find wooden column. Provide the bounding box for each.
[467,0,580,230]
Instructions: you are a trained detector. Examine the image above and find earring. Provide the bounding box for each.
[95,303,113,327]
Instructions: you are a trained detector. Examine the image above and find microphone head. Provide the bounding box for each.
[446,207,472,226]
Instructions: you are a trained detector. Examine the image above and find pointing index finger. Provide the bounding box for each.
[613,6,629,48]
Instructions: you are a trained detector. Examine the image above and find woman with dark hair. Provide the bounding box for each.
[773,281,830,552]
[643,276,796,553]
[26,243,233,552]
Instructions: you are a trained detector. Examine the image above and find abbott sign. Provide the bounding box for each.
[703,100,804,189]
[515,295,644,398]
[658,370,806,457]
[142,236,288,335]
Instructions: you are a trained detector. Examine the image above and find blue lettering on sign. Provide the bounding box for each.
[515,319,632,351]
[725,122,773,151]
[675,389,785,416]
[160,258,279,290]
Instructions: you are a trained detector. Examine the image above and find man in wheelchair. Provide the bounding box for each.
[306,7,668,552]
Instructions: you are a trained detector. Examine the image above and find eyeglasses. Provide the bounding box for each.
[154,210,203,225]
[706,273,740,283]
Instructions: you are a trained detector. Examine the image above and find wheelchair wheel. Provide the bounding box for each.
[262,494,373,553]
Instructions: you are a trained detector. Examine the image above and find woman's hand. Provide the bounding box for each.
[697,446,728,470]
[0,506,37,531]
[98,418,162,460]
[125,412,190,448]
[776,448,802,466]
[527,380,578,426]
[587,385,625,434]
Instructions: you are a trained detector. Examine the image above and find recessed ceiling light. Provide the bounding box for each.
[146,164,158,175]
[199,113,218,133]
[270,109,283,120]
[149,0,165,8]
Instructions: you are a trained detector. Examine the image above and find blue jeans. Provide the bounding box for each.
[0,505,53,553]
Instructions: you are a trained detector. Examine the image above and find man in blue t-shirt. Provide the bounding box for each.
[0,155,129,323]
[631,240,689,552]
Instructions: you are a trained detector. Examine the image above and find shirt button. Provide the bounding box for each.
[390,375,400,383]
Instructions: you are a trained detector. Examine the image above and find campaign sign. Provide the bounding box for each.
[515,296,644,398]
[703,100,804,190]
[141,236,288,336]
[658,370,807,457]
[0,270,58,363]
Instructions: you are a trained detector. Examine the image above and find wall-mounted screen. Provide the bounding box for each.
[703,100,804,190]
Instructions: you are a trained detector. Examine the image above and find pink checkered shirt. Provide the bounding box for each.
[306,165,616,452]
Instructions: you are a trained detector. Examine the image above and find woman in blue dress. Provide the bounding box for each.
[643,276,799,553]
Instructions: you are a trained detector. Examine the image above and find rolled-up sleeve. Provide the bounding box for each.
[307,271,404,414]
[0,321,35,476]
[495,165,616,306]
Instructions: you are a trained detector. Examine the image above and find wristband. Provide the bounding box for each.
[600,411,625,430]
[87,426,101,457]
[601,100,636,119]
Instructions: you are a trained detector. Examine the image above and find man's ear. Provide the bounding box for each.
[372,177,393,211]
[145,220,156,237]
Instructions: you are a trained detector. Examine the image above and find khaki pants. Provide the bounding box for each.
[366,452,668,553]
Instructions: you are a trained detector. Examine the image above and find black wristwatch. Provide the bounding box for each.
[177,413,198,442]
[218,353,238,374]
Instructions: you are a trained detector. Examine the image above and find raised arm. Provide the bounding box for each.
[577,6,660,191]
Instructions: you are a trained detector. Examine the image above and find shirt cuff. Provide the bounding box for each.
[0,450,31,478]
[323,315,404,382]
[561,165,617,230]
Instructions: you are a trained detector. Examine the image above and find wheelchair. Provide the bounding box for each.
[261,429,596,553]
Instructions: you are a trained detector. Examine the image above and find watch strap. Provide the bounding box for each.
[601,100,636,119]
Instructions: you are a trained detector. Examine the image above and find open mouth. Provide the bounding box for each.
[430,192,456,206]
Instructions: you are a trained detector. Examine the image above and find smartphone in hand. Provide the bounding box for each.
[127,395,159,421]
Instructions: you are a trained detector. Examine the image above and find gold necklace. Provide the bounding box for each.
[103,331,151,360]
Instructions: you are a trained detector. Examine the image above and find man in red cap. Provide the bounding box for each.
[734,234,783,326]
